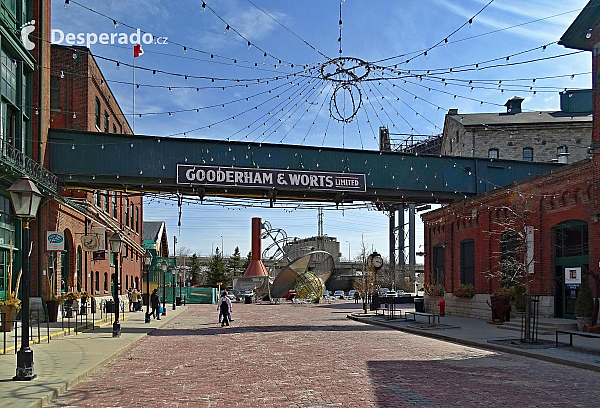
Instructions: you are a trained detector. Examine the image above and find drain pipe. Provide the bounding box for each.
[37,0,45,297]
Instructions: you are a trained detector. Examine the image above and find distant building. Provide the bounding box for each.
[282,236,342,264]
[441,91,592,164]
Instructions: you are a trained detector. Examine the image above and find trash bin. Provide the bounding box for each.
[414,297,424,313]
[176,296,182,306]
[245,296,252,304]
[105,300,115,313]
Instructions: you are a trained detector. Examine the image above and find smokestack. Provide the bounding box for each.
[244,217,269,276]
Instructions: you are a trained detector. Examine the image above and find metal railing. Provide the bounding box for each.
[0,139,58,192]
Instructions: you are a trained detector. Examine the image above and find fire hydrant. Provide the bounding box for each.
[437,299,445,316]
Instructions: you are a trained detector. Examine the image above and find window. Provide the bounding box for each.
[135,207,139,233]
[119,123,123,134]
[432,245,445,285]
[103,272,108,292]
[94,191,101,207]
[500,230,520,285]
[50,77,60,110]
[1,48,17,103]
[112,124,117,133]
[110,252,115,266]
[523,148,533,162]
[488,148,499,159]
[460,239,475,285]
[104,111,109,132]
[130,203,134,228]
[557,145,568,155]
[2,0,17,17]
[103,190,109,212]
[554,221,588,258]
[125,198,129,227]
[125,275,129,290]
[95,98,100,128]
[4,104,17,146]
[112,192,117,217]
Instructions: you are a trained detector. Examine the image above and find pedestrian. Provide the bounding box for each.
[354,290,360,304]
[127,288,133,312]
[217,291,232,327]
[151,289,161,320]
[132,289,141,312]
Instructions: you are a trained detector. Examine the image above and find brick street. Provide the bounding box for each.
[48,302,600,407]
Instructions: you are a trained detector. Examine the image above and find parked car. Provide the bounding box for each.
[348,290,356,298]
[240,290,255,298]
[333,290,345,299]
[379,288,390,296]
[385,291,397,297]
[283,289,296,300]
[323,290,332,297]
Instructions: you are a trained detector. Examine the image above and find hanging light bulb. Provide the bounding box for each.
[224,25,230,34]
[183,46,187,54]
[247,41,252,49]
[264,52,267,60]
[168,87,172,92]
[542,45,547,52]
[444,38,448,47]
[586,28,593,39]
[201,2,206,12]
[468,18,473,28]
[60,70,65,79]
[113,19,118,28]
[64,0,70,8]
[116,61,120,70]
[72,112,76,119]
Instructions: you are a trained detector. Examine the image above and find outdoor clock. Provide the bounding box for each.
[368,252,383,270]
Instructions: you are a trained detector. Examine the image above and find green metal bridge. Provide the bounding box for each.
[48,129,561,204]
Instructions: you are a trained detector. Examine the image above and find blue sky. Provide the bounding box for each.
[53,0,590,261]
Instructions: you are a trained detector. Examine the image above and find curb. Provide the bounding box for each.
[24,308,185,408]
[347,313,600,373]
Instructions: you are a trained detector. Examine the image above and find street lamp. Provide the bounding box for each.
[171,265,176,310]
[221,235,224,256]
[9,176,42,381]
[161,260,167,316]
[143,249,153,323]
[109,232,123,337]
[345,240,350,261]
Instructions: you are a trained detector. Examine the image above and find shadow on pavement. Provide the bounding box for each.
[147,324,384,336]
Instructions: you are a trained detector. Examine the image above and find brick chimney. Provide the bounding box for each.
[504,97,524,114]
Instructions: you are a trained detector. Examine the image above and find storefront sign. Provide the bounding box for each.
[81,235,99,252]
[91,227,106,250]
[177,164,366,192]
[565,267,581,285]
[46,231,65,252]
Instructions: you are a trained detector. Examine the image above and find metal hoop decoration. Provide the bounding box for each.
[329,82,362,123]
[320,57,370,83]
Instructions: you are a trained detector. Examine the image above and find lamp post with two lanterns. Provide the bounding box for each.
[9,176,42,381]
[109,232,123,337]
[171,265,176,310]
[161,260,167,316]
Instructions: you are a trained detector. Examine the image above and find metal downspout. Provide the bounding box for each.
[37,0,45,297]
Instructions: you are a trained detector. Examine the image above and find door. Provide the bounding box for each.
[553,221,588,319]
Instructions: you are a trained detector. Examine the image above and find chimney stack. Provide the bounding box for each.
[243,217,268,276]
[504,96,524,114]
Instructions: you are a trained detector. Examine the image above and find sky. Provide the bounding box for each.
[52,0,591,262]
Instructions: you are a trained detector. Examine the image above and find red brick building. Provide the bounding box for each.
[421,3,600,319]
[32,45,144,300]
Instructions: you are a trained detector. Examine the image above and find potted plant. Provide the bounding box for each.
[453,284,475,298]
[1,244,21,331]
[575,275,594,331]
[43,274,62,323]
[489,286,513,323]
[62,291,82,318]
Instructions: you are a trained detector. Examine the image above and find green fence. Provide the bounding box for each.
[159,287,218,304]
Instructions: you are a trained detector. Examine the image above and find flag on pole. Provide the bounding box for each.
[134,44,144,58]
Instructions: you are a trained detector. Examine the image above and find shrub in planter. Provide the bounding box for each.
[424,283,445,297]
[453,284,475,298]
[576,275,594,331]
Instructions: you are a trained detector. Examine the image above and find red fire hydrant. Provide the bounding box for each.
[437,299,445,316]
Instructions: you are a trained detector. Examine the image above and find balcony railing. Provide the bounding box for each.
[0,139,58,193]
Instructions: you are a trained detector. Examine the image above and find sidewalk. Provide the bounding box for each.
[0,305,187,408]
[348,307,600,372]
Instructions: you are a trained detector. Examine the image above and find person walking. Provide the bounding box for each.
[150,289,161,320]
[354,290,360,304]
[218,291,232,327]
[127,288,133,312]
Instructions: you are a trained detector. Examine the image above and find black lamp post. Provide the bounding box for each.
[161,260,167,316]
[9,176,42,381]
[143,249,153,323]
[171,266,176,310]
[109,232,123,337]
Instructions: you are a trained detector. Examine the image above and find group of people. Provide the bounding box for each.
[217,291,234,327]
[127,288,143,312]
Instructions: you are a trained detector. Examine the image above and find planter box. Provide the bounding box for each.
[0,305,17,332]
[46,300,59,323]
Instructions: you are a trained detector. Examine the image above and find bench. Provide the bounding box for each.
[555,330,600,347]
[404,311,441,324]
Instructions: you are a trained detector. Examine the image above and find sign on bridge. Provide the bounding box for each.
[177,164,367,193]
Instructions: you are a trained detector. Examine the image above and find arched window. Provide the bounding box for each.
[103,272,108,292]
[557,145,568,155]
[460,239,475,285]
[125,198,129,227]
[95,271,99,292]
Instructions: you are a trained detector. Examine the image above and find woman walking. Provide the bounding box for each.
[151,289,161,320]
[218,291,232,327]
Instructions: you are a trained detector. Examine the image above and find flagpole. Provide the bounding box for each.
[133,51,136,133]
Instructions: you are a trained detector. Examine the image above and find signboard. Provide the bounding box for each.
[91,227,106,250]
[177,164,366,192]
[46,231,65,252]
[93,251,106,261]
[81,235,99,252]
[525,226,534,274]
[565,267,582,285]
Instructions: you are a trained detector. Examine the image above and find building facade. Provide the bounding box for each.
[441,92,592,164]
[421,2,600,319]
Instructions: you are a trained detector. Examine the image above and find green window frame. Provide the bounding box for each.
[112,192,117,217]
[460,239,475,285]
[103,190,109,212]
[104,111,109,132]
[1,47,17,104]
[94,97,100,128]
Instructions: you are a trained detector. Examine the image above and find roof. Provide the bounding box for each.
[143,221,164,242]
[558,0,600,51]
[448,111,592,127]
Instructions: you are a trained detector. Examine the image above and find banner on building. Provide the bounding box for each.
[177,164,366,192]
[46,231,65,252]
[81,235,99,252]
[525,226,534,274]
[565,267,581,285]
[91,227,106,250]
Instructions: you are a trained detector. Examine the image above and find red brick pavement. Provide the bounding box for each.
[49,302,600,407]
